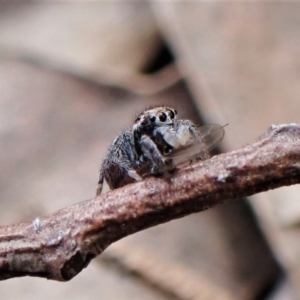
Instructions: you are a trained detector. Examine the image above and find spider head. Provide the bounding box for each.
[133,106,177,139]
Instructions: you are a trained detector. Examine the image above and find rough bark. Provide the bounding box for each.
[0,123,300,281]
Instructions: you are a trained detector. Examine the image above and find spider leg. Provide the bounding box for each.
[127,169,142,181]
[96,170,105,195]
[138,135,168,176]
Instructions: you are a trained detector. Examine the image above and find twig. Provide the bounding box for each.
[0,123,300,282]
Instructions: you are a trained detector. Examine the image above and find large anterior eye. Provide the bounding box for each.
[159,113,167,122]
[150,116,156,123]
[169,110,175,119]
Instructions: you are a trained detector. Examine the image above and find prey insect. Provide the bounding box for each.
[96,106,225,195]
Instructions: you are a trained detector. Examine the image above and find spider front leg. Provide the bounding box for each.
[138,135,172,177]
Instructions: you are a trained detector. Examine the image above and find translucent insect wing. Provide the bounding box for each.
[195,124,225,150]
[169,124,225,167]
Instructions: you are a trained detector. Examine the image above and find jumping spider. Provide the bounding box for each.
[96,106,225,195]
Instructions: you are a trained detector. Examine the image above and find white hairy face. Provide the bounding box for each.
[132,106,177,136]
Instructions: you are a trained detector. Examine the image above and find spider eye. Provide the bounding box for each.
[159,113,167,122]
[150,116,156,123]
[135,116,141,122]
[169,110,175,119]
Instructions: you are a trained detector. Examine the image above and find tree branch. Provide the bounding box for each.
[1,124,300,281]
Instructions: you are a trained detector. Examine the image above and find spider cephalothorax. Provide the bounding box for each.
[96,106,225,195]
[132,106,177,140]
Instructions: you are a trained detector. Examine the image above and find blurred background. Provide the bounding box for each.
[0,2,300,299]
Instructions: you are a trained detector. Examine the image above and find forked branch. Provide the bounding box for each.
[1,124,300,281]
